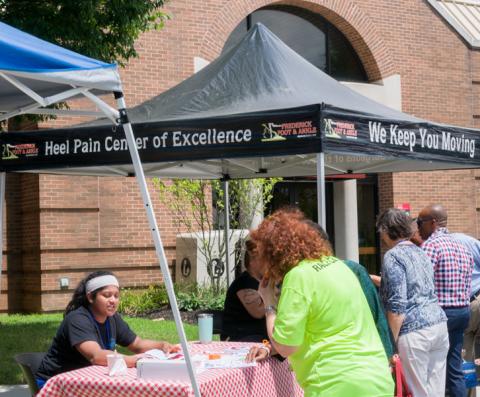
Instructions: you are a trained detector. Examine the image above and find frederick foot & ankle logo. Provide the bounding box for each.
[261,123,287,142]
[324,119,358,140]
[2,143,38,160]
[261,121,317,142]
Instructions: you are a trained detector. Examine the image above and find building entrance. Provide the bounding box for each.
[270,176,380,273]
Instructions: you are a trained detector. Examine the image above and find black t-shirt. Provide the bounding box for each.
[221,271,267,341]
[36,306,136,380]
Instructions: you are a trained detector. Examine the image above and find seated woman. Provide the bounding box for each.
[35,271,179,387]
[221,240,268,342]
[248,209,394,396]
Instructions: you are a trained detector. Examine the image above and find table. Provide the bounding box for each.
[37,342,303,397]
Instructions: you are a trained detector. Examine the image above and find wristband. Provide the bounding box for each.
[258,345,270,356]
[265,305,276,315]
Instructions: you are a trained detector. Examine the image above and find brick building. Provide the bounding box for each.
[1,0,479,312]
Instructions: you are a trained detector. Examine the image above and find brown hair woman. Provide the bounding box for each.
[250,208,394,397]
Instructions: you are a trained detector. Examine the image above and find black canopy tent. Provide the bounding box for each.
[2,23,479,179]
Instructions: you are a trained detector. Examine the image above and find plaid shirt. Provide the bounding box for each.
[422,227,474,307]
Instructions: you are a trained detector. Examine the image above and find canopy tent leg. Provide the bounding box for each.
[0,173,4,297]
[316,152,326,229]
[114,93,201,397]
[222,180,231,286]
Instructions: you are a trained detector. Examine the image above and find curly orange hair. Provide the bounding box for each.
[250,208,332,280]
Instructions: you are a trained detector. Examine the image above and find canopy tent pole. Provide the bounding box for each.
[114,92,201,397]
[316,152,326,229]
[0,173,5,297]
[222,180,231,286]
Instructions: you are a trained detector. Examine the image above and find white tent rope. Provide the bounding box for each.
[267,154,315,173]
[97,166,130,176]
[324,163,349,174]
[182,163,223,178]
[222,158,258,173]
[144,162,183,173]
[355,159,404,173]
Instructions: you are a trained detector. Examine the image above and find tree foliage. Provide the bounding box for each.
[0,0,168,127]
[0,0,169,65]
[154,178,281,290]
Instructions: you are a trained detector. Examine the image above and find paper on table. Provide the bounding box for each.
[203,355,257,369]
[143,347,257,370]
[222,347,251,355]
[143,349,168,360]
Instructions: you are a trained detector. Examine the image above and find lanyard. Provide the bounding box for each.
[87,309,115,350]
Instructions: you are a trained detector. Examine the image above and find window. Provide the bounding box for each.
[223,5,367,82]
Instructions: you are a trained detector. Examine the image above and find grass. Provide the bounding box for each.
[0,313,201,385]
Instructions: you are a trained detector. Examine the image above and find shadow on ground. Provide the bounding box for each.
[0,317,60,385]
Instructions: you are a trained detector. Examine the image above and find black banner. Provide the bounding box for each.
[3,103,479,173]
[323,107,480,165]
[0,105,321,172]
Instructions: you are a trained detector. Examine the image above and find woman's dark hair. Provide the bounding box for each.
[243,239,256,270]
[376,208,413,241]
[303,219,333,253]
[64,270,115,316]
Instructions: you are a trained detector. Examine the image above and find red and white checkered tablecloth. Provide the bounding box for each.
[37,342,303,397]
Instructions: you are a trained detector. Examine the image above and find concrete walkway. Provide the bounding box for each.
[0,385,29,397]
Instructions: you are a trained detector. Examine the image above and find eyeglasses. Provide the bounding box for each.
[416,217,433,227]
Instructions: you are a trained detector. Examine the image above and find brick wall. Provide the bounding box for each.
[4,174,41,312]
[2,0,479,311]
[391,170,477,235]
[36,175,187,311]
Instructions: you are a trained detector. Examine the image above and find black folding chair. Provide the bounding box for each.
[14,352,46,396]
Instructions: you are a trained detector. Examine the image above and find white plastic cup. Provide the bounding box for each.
[198,313,213,344]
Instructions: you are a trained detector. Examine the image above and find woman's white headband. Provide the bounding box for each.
[85,275,119,294]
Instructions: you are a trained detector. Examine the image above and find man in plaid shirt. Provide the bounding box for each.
[418,204,474,397]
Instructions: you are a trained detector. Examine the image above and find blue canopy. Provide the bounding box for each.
[0,22,205,397]
[0,21,122,119]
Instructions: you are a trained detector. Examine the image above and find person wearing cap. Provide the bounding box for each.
[35,271,179,387]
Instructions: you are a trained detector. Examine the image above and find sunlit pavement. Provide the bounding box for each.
[0,385,29,397]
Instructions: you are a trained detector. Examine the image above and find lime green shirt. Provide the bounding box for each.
[273,257,394,397]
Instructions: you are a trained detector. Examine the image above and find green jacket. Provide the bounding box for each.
[344,260,394,358]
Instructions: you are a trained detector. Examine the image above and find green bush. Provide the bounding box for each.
[118,283,226,315]
[175,283,226,311]
[118,284,169,316]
